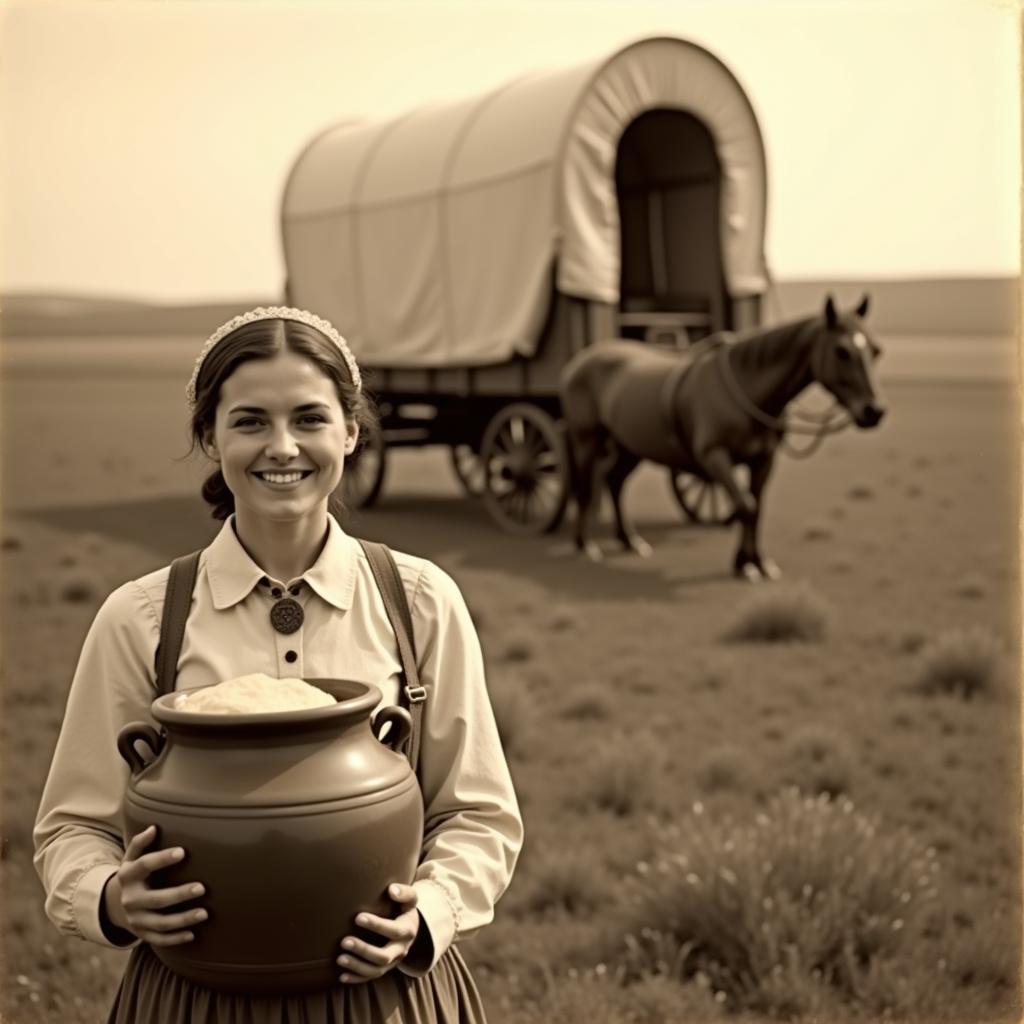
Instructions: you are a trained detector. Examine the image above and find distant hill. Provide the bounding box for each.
[0,277,1017,337]
[0,294,275,337]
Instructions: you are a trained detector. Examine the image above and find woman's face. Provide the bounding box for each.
[206,349,357,526]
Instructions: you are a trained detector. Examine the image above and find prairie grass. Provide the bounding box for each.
[4,378,1021,1024]
[895,630,927,655]
[499,969,729,1024]
[601,790,946,1018]
[548,606,584,632]
[570,735,662,818]
[723,583,831,644]
[509,849,611,918]
[801,523,833,542]
[559,690,612,721]
[690,661,733,692]
[889,708,914,730]
[952,575,987,600]
[498,636,535,663]
[848,485,875,500]
[488,681,533,759]
[56,571,101,604]
[780,725,855,797]
[695,744,755,795]
[913,626,1005,700]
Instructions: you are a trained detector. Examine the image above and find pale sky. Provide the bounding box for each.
[0,0,1019,302]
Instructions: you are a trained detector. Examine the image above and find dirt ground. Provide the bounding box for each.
[1,335,1021,1022]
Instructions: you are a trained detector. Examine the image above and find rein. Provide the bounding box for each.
[714,329,852,459]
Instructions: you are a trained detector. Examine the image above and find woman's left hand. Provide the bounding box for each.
[338,883,420,983]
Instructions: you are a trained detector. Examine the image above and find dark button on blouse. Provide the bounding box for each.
[285,650,298,664]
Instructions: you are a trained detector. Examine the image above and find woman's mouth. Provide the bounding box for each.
[252,470,315,486]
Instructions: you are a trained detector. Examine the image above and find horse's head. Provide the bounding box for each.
[812,295,886,428]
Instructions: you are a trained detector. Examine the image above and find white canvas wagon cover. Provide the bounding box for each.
[282,35,768,369]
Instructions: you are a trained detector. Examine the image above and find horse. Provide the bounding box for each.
[558,295,885,578]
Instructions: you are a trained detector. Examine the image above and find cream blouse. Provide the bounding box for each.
[33,515,523,977]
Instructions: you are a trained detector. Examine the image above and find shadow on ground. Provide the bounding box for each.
[23,493,735,602]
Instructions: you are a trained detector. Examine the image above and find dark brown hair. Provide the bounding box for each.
[188,318,376,520]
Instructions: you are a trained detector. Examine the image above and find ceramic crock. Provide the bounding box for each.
[116,678,423,995]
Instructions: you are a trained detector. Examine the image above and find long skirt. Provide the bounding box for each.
[106,943,488,1024]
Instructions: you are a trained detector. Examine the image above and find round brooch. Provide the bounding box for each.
[270,598,304,635]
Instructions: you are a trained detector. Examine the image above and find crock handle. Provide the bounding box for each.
[372,706,413,752]
[117,723,165,776]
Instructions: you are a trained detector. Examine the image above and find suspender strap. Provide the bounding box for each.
[359,539,424,775]
[155,550,202,697]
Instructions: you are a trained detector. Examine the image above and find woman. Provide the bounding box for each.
[33,306,523,1022]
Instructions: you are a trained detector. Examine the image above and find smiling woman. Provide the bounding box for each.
[188,313,370,531]
[32,306,523,1023]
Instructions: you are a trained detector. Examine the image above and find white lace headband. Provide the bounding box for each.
[185,306,362,409]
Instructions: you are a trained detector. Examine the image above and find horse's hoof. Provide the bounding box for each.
[736,562,762,583]
[759,558,782,581]
[628,538,653,558]
[583,542,604,563]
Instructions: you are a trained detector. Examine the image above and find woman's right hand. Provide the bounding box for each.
[103,825,208,946]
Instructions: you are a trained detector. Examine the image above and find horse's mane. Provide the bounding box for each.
[729,316,819,374]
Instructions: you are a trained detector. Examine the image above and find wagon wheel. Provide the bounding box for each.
[480,404,569,535]
[669,468,744,526]
[340,425,387,509]
[449,444,486,498]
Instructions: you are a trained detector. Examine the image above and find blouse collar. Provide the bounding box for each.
[204,514,358,612]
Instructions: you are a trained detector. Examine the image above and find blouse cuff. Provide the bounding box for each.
[397,878,458,976]
[76,863,138,950]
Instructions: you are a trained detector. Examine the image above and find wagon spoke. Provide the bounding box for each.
[534,474,562,500]
[709,485,721,523]
[509,417,526,448]
[522,487,542,523]
[491,430,513,455]
[509,487,530,523]
[484,461,506,484]
[524,425,548,457]
[495,484,517,512]
[491,475,516,498]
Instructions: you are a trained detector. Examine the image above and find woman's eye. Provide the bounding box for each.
[298,415,326,426]
[233,417,263,428]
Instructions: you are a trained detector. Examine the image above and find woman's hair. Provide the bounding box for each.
[188,318,376,520]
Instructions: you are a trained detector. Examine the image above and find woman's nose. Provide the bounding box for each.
[265,426,300,460]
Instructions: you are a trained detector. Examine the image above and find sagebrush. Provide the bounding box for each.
[600,789,947,1018]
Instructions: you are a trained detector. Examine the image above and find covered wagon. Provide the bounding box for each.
[281,35,770,533]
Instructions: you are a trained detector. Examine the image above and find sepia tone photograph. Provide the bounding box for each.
[1,1,1020,1021]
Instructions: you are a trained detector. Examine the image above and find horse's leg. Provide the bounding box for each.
[697,447,762,581]
[743,451,781,580]
[568,427,607,562]
[605,448,650,556]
